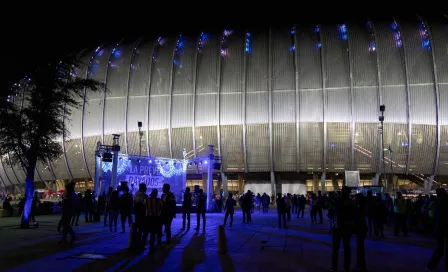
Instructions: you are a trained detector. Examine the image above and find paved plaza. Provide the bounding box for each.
[0,209,444,272]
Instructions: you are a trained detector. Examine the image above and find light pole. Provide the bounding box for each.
[138,121,143,156]
[388,145,394,191]
[379,105,386,190]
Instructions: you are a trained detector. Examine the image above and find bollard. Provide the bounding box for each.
[128,223,137,249]
[217,225,228,254]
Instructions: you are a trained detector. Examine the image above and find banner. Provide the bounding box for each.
[104,156,186,204]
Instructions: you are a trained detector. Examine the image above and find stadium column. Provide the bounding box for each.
[268,26,275,197]
[242,31,248,174]
[145,42,157,156]
[395,20,412,175]
[421,16,441,177]
[370,20,383,179]
[125,38,143,155]
[293,24,300,172]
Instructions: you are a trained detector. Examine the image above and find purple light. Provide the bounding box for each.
[220,49,228,56]
[223,29,232,37]
[149,160,152,163]
[401,141,408,147]
[96,49,105,57]
[315,25,320,33]
[204,160,208,165]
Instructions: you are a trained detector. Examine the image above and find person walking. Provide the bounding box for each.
[144,189,162,254]
[119,187,133,233]
[195,189,206,231]
[181,187,192,230]
[161,183,176,244]
[224,193,237,227]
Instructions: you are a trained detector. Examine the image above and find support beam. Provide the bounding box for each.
[346,24,356,171]
[168,36,180,159]
[421,16,441,177]
[192,35,200,160]
[268,27,274,175]
[370,20,384,175]
[217,32,223,161]
[321,172,326,193]
[146,42,157,156]
[293,25,300,172]
[81,47,99,179]
[242,31,248,173]
[318,26,327,175]
[395,20,412,175]
[125,38,143,155]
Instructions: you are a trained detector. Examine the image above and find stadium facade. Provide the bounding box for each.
[1,17,447,195]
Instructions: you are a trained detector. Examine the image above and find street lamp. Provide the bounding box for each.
[379,105,386,190]
[137,121,143,156]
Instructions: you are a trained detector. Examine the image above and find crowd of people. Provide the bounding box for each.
[48,183,448,270]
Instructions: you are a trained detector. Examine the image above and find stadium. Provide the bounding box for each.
[1,17,447,196]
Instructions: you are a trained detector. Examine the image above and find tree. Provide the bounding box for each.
[0,55,104,228]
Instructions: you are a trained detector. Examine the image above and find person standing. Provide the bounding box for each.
[71,193,83,226]
[224,193,237,227]
[297,195,306,219]
[84,189,94,223]
[59,183,76,244]
[374,193,387,237]
[394,191,407,236]
[285,193,292,222]
[276,193,287,228]
[195,189,206,231]
[134,183,148,246]
[31,191,41,223]
[425,188,448,271]
[119,187,133,233]
[161,183,176,244]
[242,190,253,224]
[108,190,120,232]
[103,187,113,226]
[365,190,375,236]
[317,191,324,224]
[181,187,192,230]
[331,186,356,272]
[355,193,368,272]
[144,189,162,254]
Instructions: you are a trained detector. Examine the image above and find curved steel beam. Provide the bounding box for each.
[81,46,101,178]
[370,19,383,174]
[125,37,143,155]
[394,19,412,175]
[168,35,181,159]
[268,26,274,173]
[242,31,248,173]
[318,26,327,173]
[419,15,441,177]
[217,31,224,160]
[293,25,300,172]
[102,41,122,144]
[146,41,157,156]
[192,35,200,159]
[346,23,355,171]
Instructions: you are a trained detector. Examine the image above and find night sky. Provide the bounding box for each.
[2,8,444,93]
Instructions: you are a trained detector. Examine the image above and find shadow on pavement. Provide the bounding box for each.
[180,233,206,271]
[218,253,236,272]
[0,233,91,270]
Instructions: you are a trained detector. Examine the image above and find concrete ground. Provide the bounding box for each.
[0,209,444,272]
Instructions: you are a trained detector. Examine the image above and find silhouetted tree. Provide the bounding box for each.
[0,55,104,228]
